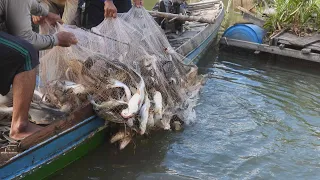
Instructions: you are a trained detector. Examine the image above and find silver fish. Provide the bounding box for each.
[126,117,135,127]
[120,70,146,118]
[153,91,163,122]
[97,110,126,123]
[139,96,150,135]
[119,136,132,150]
[90,98,128,111]
[147,111,155,128]
[110,131,128,144]
[110,79,132,102]
[121,93,141,118]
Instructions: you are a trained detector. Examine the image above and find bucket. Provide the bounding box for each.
[222,24,266,44]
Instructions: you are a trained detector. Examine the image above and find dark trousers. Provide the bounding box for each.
[83,0,132,29]
[0,32,39,95]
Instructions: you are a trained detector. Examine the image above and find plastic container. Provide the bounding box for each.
[222,24,266,44]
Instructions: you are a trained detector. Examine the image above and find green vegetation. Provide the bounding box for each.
[144,0,157,10]
[263,0,320,36]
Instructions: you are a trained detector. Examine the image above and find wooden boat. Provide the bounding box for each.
[0,1,224,179]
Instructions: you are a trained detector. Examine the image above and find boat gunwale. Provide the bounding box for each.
[176,1,224,62]
[11,120,107,180]
[0,115,98,168]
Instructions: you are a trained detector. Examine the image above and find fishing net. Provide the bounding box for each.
[37,6,205,149]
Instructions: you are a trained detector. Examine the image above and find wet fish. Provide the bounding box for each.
[110,130,127,143]
[153,91,163,121]
[139,96,150,135]
[120,70,146,118]
[29,102,67,125]
[62,81,86,94]
[90,97,128,111]
[44,80,88,112]
[33,90,45,102]
[97,110,126,123]
[126,117,135,127]
[110,79,132,102]
[147,111,155,128]
[111,59,145,103]
[121,93,141,118]
[135,71,146,109]
[160,109,172,130]
[119,136,132,150]
[172,121,182,131]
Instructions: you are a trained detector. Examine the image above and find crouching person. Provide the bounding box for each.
[0,32,43,140]
[0,0,78,140]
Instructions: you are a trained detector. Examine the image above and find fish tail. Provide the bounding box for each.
[119,137,132,150]
[110,131,126,144]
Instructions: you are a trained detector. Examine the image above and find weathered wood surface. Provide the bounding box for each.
[148,10,216,24]
[187,0,220,11]
[277,33,320,47]
[308,43,320,52]
[242,12,265,27]
[0,152,18,166]
[188,0,220,6]
[275,33,320,52]
[165,0,223,52]
[220,38,320,63]
[19,104,94,150]
[233,0,254,12]
[237,6,265,27]
[175,1,224,59]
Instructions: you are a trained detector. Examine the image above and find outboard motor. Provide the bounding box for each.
[153,0,188,34]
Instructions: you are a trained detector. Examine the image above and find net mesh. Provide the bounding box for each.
[37,5,204,149]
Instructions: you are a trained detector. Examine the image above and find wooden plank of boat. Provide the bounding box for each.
[173,1,224,64]
[276,33,320,47]
[19,104,94,150]
[237,6,265,27]
[148,10,217,24]
[0,1,225,179]
[220,37,320,63]
[0,104,94,165]
[307,42,320,52]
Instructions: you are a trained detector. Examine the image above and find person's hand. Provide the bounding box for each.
[133,0,143,7]
[56,31,78,47]
[104,0,117,18]
[45,12,64,26]
[32,16,45,25]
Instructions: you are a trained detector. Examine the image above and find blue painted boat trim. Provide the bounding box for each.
[184,25,220,65]
[1,116,104,180]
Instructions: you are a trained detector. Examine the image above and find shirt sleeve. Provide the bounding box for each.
[30,0,49,16]
[5,0,58,50]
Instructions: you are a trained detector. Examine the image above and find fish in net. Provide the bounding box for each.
[38,6,205,150]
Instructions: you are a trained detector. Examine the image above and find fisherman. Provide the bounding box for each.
[0,0,78,140]
[82,0,144,29]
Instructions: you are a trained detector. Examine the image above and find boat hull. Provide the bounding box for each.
[0,117,105,180]
[177,3,225,65]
